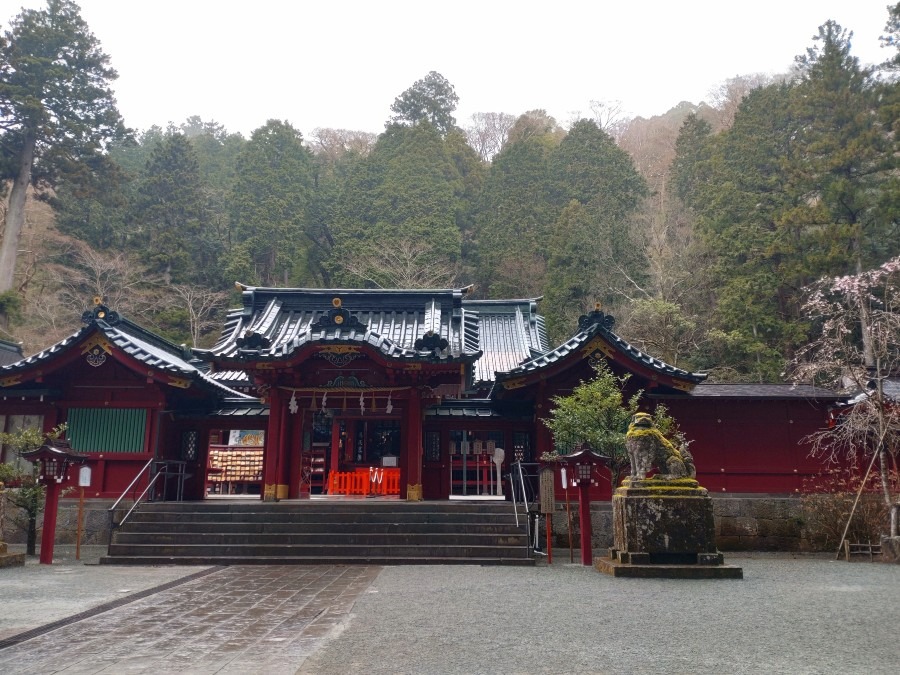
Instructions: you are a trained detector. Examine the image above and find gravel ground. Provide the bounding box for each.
[298,554,900,675]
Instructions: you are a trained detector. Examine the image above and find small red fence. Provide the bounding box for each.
[327,467,401,496]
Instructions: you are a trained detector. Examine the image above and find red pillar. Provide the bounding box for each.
[39,482,61,565]
[276,395,290,500]
[404,389,423,500]
[263,387,283,501]
[578,481,593,566]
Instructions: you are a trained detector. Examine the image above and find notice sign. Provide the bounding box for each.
[78,465,92,487]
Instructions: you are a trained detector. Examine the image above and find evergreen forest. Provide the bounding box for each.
[1,1,899,384]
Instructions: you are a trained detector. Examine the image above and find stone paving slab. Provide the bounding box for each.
[0,565,381,674]
[0,546,210,641]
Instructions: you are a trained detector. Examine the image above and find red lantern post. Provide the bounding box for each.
[559,447,608,566]
[21,440,87,565]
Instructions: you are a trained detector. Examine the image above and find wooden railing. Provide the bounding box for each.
[327,467,401,496]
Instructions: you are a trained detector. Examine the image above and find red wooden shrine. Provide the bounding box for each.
[0,292,844,502]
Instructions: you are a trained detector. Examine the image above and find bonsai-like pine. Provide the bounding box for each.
[542,363,687,490]
[0,424,66,555]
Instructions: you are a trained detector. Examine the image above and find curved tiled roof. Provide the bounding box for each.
[0,338,24,367]
[495,308,706,388]
[1,306,253,400]
[462,298,549,385]
[199,286,483,366]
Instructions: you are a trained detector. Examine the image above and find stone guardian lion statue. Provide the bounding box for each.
[625,412,696,481]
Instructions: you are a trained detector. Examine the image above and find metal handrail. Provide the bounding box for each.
[112,472,165,538]
[510,461,541,556]
[109,458,154,514]
[107,459,167,546]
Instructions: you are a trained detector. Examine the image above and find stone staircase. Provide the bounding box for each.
[99,500,534,566]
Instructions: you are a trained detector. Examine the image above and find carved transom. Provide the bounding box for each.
[317,348,363,367]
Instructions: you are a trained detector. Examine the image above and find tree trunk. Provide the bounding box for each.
[0,133,36,327]
[879,446,893,509]
[855,249,876,368]
[26,515,37,556]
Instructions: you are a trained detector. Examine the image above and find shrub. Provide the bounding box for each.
[800,469,897,551]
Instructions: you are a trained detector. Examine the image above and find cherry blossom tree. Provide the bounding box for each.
[792,256,900,537]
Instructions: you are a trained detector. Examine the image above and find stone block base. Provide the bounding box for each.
[0,542,25,568]
[613,478,719,562]
[880,536,900,563]
[595,556,743,579]
[605,478,741,577]
[608,548,725,566]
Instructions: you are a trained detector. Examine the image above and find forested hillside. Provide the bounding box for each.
[1,2,898,384]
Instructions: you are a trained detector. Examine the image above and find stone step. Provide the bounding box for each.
[105,501,532,566]
[117,521,522,535]
[106,542,528,559]
[124,511,517,525]
[112,532,526,546]
[99,555,535,566]
[136,501,512,514]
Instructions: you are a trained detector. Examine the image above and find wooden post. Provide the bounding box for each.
[76,487,84,561]
[578,479,592,566]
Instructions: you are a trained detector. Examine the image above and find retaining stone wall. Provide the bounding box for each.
[0,494,121,546]
[0,494,861,553]
[545,496,809,552]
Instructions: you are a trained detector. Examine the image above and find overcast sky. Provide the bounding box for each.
[1,1,893,138]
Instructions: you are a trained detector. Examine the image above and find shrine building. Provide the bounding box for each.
[0,285,844,502]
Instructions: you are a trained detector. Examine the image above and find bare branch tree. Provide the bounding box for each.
[308,128,377,163]
[588,99,627,136]
[170,284,229,347]
[792,256,900,536]
[464,112,516,162]
[706,73,782,129]
[336,239,457,289]
[52,242,169,319]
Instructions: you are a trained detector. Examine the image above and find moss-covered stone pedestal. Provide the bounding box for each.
[0,541,25,568]
[595,478,742,579]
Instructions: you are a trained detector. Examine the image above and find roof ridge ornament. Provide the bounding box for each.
[310,297,365,331]
[578,304,615,332]
[81,298,120,326]
[236,330,272,350]
[415,330,450,356]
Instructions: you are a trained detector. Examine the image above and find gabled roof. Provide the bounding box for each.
[843,377,900,405]
[461,298,549,384]
[0,338,23,367]
[199,285,483,367]
[654,383,845,400]
[495,308,706,392]
[0,304,253,399]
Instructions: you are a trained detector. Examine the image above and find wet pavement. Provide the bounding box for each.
[0,562,379,674]
[0,550,898,674]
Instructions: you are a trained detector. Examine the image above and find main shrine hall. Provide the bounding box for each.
[0,284,842,503]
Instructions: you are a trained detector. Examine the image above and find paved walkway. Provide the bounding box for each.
[0,551,898,674]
